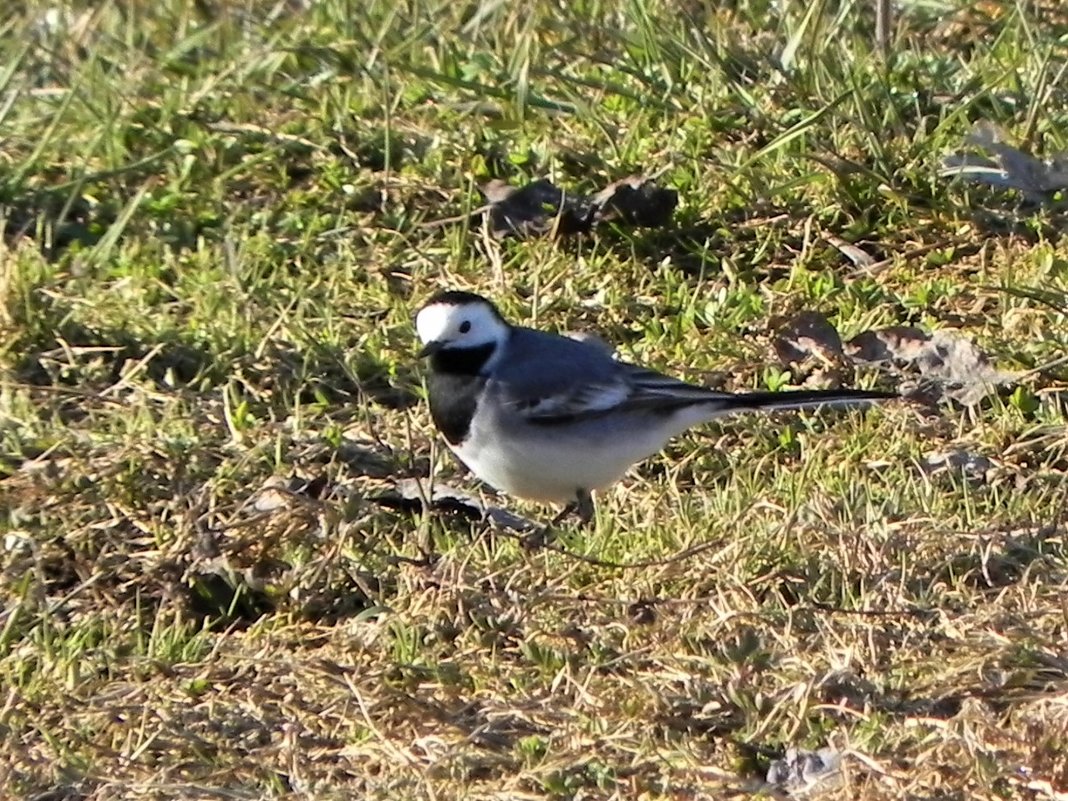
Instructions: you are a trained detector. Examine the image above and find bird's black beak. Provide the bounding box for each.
[417,340,445,358]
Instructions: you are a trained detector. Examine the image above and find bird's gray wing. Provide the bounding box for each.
[491,327,724,423]
[618,365,735,408]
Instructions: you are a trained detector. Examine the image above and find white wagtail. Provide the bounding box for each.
[416,290,895,523]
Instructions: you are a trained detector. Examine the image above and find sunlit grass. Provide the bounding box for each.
[1,0,1067,798]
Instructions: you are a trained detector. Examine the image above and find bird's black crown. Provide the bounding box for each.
[423,290,506,321]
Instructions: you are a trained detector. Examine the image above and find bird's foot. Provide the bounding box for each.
[548,489,595,527]
[549,504,576,527]
[521,490,595,551]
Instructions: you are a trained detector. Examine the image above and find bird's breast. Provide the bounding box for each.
[427,372,487,445]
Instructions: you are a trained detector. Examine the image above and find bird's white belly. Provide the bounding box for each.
[450,406,708,504]
[450,434,634,503]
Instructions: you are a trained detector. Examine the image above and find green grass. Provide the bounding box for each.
[2,0,1068,798]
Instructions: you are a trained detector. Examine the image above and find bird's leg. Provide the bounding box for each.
[546,490,595,530]
[575,489,595,525]
[525,490,595,550]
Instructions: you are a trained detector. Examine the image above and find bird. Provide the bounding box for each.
[415,290,896,524]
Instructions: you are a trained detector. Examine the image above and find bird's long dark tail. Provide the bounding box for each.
[720,387,897,414]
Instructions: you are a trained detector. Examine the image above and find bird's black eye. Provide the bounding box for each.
[459,320,472,333]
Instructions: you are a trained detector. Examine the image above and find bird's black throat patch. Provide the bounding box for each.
[429,342,497,376]
[425,343,496,445]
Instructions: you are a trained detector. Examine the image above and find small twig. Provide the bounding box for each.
[874,0,892,59]
[0,379,126,406]
[205,121,321,150]
[804,600,931,618]
[849,240,970,278]
[1017,353,1068,381]
[99,343,165,398]
[417,203,495,230]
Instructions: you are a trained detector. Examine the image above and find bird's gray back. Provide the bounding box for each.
[492,326,622,401]
[486,324,734,425]
[487,326,623,414]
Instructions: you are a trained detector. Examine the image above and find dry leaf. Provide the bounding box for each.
[774,311,846,366]
[922,448,994,480]
[940,121,1068,201]
[253,477,290,512]
[822,233,876,268]
[846,328,1012,405]
[481,175,677,239]
[766,746,843,796]
[846,327,931,363]
[252,474,331,512]
[589,176,678,228]
[773,311,852,388]
[377,478,540,533]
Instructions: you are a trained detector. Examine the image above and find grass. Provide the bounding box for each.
[2,0,1068,798]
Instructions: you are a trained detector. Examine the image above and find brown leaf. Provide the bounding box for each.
[482,178,592,238]
[590,176,678,228]
[480,178,519,205]
[845,327,931,363]
[253,477,290,512]
[822,233,876,268]
[773,311,852,388]
[480,175,677,239]
[847,327,1013,405]
[376,478,541,534]
[774,311,845,366]
[940,121,1068,201]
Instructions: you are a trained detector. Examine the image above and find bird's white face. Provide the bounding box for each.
[416,299,509,354]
